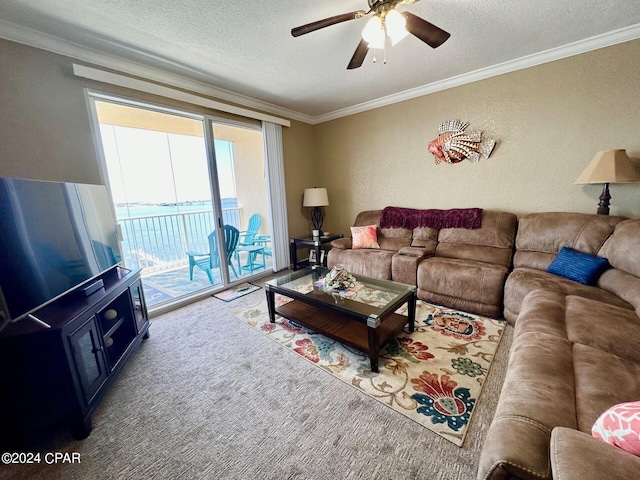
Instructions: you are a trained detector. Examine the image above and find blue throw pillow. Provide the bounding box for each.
[547,247,610,285]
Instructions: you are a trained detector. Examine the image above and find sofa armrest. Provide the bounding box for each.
[397,246,432,258]
[330,238,352,249]
[551,427,640,480]
[392,247,433,286]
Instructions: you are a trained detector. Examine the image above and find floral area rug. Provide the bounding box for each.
[233,297,505,446]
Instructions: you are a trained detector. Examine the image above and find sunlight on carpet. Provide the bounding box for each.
[234,298,505,447]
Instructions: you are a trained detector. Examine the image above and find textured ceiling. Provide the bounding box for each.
[1,0,640,122]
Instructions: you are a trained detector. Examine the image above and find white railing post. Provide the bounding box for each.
[180,213,190,252]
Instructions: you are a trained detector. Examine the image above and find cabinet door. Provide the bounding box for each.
[131,280,148,333]
[69,317,108,405]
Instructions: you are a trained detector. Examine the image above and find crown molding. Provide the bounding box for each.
[1,19,639,126]
[0,20,314,125]
[312,23,640,124]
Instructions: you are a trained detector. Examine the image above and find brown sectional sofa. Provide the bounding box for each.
[479,214,640,480]
[327,209,517,317]
[327,208,640,480]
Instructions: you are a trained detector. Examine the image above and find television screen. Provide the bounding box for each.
[0,178,122,324]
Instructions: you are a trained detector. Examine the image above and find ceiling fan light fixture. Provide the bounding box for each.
[290,2,451,70]
[385,8,409,45]
[362,15,385,49]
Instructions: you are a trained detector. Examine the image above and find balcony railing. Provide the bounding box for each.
[117,208,241,273]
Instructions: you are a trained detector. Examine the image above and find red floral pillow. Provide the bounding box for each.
[592,400,640,456]
[351,225,380,249]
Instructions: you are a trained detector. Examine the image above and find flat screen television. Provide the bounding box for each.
[0,177,122,328]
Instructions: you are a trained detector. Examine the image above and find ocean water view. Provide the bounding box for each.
[115,198,238,219]
[115,198,241,272]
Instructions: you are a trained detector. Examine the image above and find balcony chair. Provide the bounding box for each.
[235,213,271,273]
[238,213,261,246]
[245,235,272,272]
[186,225,240,284]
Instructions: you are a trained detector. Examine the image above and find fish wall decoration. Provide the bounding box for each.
[428,120,496,165]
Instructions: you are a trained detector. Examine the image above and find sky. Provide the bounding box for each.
[100,125,237,205]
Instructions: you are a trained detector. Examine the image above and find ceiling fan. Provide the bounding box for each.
[291,0,450,69]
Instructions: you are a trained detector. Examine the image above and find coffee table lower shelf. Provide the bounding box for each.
[274,300,408,372]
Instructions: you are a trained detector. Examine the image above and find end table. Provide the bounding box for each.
[290,234,343,271]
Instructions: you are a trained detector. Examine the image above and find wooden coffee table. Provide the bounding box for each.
[265,267,416,372]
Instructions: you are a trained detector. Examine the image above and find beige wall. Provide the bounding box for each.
[282,120,318,237]
[0,40,101,184]
[2,37,639,244]
[315,39,640,237]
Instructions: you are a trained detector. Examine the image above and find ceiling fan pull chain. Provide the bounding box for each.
[371,47,388,64]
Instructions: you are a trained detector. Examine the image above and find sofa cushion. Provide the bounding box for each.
[410,226,439,249]
[592,401,640,456]
[435,210,517,268]
[352,209,383,228]
[326,248,395,280]
[547,247,610,285]
[329,237,352,249]
[392,247,435,286]
[503,267,633,324]
[378,225,413,251]
[515,290,640,363]
[513,212,624,271]
[597,219,640,312]
[350,225,380,249]
[477,332,577,480]
[551,427,640,480]
[565,297,640,364]
[573,344,640,433]
[597,269,640,315]
[598,219,640,278]
[417,257,508,317]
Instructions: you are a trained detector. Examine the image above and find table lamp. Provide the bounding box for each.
[575,150,640,215]
[303,187,329,236]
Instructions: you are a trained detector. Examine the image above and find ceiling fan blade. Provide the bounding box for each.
[402,12,450,48]
[292,10,366,37]
[347,39,369,70]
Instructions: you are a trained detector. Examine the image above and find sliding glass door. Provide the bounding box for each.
[89,95,272,308]
[209,121,271,281]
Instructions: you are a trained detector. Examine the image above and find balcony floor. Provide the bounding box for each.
[141,257,272,307]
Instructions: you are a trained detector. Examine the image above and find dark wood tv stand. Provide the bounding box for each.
[0,266,150,447]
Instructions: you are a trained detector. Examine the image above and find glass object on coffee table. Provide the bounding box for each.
[264,267,416,372]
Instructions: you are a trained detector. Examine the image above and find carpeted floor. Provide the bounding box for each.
[235,298,505,447]
[1,280,512,480]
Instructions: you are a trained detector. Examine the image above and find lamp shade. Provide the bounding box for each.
[575,150,640,184]
[303,188,329,207]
